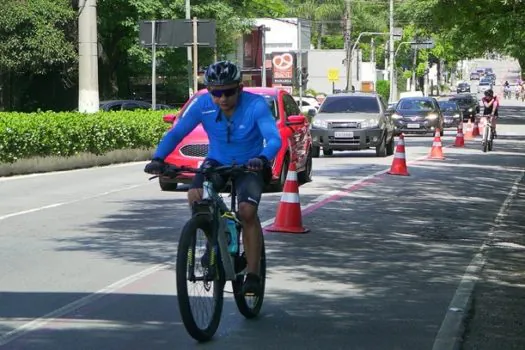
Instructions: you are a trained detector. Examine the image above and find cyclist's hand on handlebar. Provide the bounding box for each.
[144,158,165,174]
[247,156,268,171]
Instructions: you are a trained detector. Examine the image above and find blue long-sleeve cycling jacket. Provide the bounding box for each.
[153,91,282,165]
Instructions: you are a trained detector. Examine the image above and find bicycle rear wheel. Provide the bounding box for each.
[232,235,266,319]
[176,215,224,342]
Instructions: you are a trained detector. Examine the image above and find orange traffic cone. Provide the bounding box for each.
[265,162,309,234]
[454,122,465,147]
[464,120,474,140]
[429,128,445,160]
[387,134,410,176]
[472,118,480,137]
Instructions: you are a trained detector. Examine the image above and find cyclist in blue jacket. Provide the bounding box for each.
[144,61,282,296]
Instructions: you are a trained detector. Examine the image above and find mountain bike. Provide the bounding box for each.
[149,164,266,342]
[481,115,495,153]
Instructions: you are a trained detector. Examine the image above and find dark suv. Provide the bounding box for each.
[446,94,480,122]
[310,93,396,157]
[456,82,471,93]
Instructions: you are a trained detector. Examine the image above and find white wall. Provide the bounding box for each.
[254,18,312,54]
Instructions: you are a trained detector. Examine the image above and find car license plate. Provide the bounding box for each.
[407,123,420,129]
[334,131,354,138]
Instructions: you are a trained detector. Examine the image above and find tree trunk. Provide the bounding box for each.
[518,56,525,79]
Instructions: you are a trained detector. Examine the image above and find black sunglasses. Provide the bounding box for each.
[208,86,239,98]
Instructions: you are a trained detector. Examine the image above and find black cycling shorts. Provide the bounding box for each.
[190,158,267,207]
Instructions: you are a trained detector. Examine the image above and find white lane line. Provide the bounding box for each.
[0,161,148,182]
[0,184,144,222]
[0,263,170,346]
[432,170,525,350]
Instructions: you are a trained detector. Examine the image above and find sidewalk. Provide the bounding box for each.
[461,174,525,349]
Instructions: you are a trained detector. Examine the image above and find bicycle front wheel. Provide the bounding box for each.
[482,126,489,153]
[176,215,224,342]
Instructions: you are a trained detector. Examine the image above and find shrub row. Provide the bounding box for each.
[0,110,177,164]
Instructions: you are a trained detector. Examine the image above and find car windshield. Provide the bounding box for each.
[319,96,380,113]
[479,80,491,85]
[459,83,468,87]
[438,102,458,112]
[398,99,435,111]
[254,94,278,119]
[450,98,470,106]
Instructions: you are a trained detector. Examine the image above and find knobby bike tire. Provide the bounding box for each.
[482,126,489,153]
[176,215,225,342]
[232,236,267,319]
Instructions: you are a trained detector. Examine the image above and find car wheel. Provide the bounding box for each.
[159,177,178,191]
[298,150,313,184]
[323,148,333,156]
[312,145,320,158]
[270,157,289,192]
[375,134,387,157]
[386,135,395,156]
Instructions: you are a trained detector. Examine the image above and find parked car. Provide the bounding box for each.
[99,100,176,111]
[158,88,313,192]
[470,72,480,80]
[391,97,445,136]
[437,100,462,129]
[293,96,320,116]
[99,100,153,111]
[310,92,396,157]
[456,82,471,93]
[446,94,479,122]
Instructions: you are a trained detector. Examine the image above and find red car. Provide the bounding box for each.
[159,87,313,192]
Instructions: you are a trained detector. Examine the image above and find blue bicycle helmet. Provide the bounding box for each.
[204,61,242,86]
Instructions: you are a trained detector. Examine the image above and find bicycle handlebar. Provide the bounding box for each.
[148,164,253,180]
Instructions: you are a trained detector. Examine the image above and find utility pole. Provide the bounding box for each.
[344,0,352,92]
[388,0,395,102]
[412,48,417,91]
[78,0,99,113]
[298,19,303,106]
[151,20,157,110]
[186,0,193,97]
[261,25,267,87]
[371,37,375,63]
[192,17,198,93]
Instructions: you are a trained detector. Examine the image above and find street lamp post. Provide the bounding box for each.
[348,31,389,92]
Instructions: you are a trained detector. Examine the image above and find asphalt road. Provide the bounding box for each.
[1,58,524,350]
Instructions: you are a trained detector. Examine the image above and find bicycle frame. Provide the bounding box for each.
[200,179,240,282]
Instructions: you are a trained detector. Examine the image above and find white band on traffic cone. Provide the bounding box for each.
[280,192,300,203]
[286,171,297,181]
[394,152,406,159]
[433,142,442,147]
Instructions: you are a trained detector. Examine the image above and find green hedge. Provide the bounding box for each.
[0,110,177,164]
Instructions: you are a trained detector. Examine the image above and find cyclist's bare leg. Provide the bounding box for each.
[238,202,261,275]
[187,188,203,208]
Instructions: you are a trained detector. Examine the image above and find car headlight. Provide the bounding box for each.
[361,119,379,128]
[468,108,473,112]
[312,119,328,129]
[453,114,460,118]
[426,113,438,120]
[391,113,403,119]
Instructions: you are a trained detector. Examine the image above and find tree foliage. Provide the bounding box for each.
[0,0,76,74]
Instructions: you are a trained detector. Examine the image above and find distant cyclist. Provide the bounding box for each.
[482,89,499,137]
